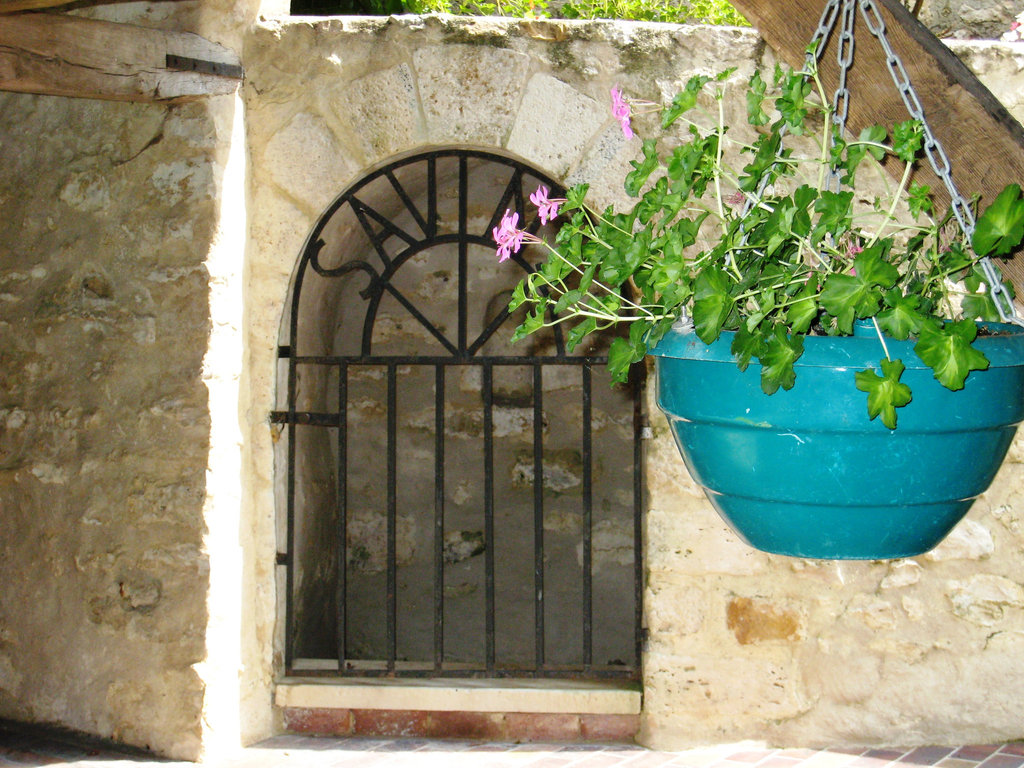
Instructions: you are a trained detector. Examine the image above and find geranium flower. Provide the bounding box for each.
[493,209,524,262]
[611,87,634,140]
[726,190,746,207]
[530,185,565,225]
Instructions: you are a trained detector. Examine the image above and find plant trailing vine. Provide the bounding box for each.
[495,55,1024,428]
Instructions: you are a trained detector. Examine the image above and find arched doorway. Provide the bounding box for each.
[272,149,643,679]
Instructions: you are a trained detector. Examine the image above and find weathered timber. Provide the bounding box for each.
[0,14,241,103]
[731,0,1024,295]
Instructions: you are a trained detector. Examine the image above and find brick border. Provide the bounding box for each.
[282,708,639,743]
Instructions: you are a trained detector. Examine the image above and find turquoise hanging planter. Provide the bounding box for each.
[648,323,1024,560]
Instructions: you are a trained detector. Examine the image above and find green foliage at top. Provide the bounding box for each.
[507,62,1024,429]
[321,0,748,25]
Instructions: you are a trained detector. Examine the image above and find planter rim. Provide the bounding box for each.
[649,321,1024,370]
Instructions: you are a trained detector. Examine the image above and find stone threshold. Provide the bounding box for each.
[275,676,642,715]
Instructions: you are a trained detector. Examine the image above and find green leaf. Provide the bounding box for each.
[852,244,900,288]
[552,288,582,315]
[566,317,597,353]
[662,75,711,128]
[973,184,1024,257]
[746,69,769,126]
[692,265,734,343]
[624,139,660,197]
[607,322,648,383]
[511,303,547,343]
[730,324,764,371]
[758,326,804,395]
[786,280,819,334]
[907,182,933,220]
[819,246,897,332]
[563,184,589,212]
[892,119,923,163]
[775,72,813,133]
[508,281,528,312]
[876,292,928,340]
[913,320,990,391]
[854,358,912,429]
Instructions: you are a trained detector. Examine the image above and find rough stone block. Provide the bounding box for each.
[507,75,607,178]
[262,111,357,214]
[414,45,531,147]
[337,64,424,162]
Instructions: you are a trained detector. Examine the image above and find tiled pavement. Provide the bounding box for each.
[2,728,1023,768]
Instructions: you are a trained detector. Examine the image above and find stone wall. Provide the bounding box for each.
[243,15,1024,751]
[0,8,1022,760]
[0,91,240,759]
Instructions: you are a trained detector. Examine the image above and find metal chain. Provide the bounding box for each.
[730,0,842,267]
[857,0,1022,324]
[807,0,843,66]
[827,0,858,194]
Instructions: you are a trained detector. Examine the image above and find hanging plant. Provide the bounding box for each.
[495,57,1024,429]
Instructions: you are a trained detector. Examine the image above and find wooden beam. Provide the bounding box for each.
[729,0,1024,295]
[0,14,242,103]
[0,0,191,15]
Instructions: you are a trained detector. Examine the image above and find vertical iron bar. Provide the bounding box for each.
[632,367,645,674]
[336,362,349,670]
[582,363,593,671]
[433,365,445,673]
[284,353,297,669]
[387,362,398,674]
[483,363,496,674]
[458,154,468,355]
[427,156,437,239]
[533,363,545,671]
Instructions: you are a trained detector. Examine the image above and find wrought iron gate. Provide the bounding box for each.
[272,149,643,679]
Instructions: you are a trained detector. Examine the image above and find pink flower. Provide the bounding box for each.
[611,87,634,140]
[493,209,524,262]
[846,240,863,258]
[530,185,564,225]
[726,190,746,207]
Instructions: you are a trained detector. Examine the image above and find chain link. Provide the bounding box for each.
[826,0,858,193]
[857,0,1021,324]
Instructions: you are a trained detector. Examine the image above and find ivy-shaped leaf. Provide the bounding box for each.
[907,182,933,220]
[730,324,764,371]
[624,139,660,197]
[746,69,769,126]
[607,321,649,383]
[786,280,819,334]
[854,358,912,429]
[662,75,712,128]
[819,246,897,331]
[508,282,528,312]
[913,320,990,391]
[973,183,1024,257]
[566,317,598,353]
[758,326,804,394]
[692,265,734,343]
[876,292,929,340]
[892,119,923,163]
